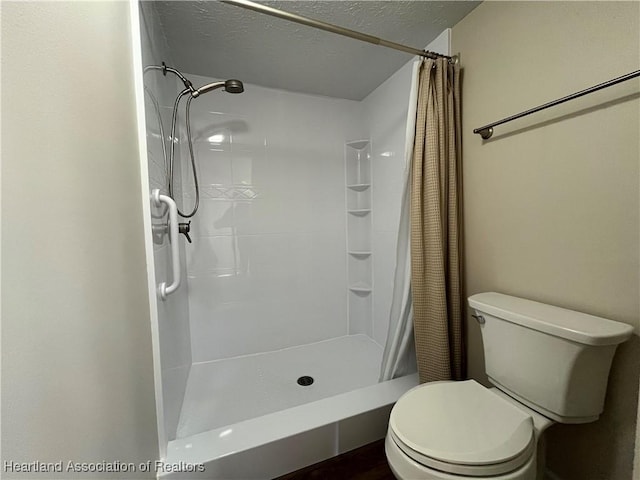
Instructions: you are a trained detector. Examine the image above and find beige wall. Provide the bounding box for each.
[453,1,640,479]
[1,2,158,478]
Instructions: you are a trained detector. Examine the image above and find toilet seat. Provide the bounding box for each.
[389,380,535,477]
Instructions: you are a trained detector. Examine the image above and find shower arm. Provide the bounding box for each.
[143,65,243,98]
[144,62,196,94]
[194,81,226,96]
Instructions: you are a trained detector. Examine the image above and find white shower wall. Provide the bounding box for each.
[182,75,365,362]
[139,21,450,451]
[362,63,415,346]
[139,2,192,443]
[180,31,449,364]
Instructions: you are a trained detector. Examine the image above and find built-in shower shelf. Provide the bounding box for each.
[346,140,370,150]
[347,184,371,192]
[348,209,371,216]
[348,251,372,258]
[345,138,373,332]
[349,283,372,295]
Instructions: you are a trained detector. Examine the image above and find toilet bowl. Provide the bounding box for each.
[385,292,633,480]
[385,380,552,480]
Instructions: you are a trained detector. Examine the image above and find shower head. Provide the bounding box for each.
[193,79,244,97]
[224,79,244,94]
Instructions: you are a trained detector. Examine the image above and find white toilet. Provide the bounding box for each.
[385,292,633,480]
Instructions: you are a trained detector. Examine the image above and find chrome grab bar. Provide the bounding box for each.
[151,189,181,300]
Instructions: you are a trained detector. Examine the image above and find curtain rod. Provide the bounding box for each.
[474,69,640,139]
[219,0,454,62]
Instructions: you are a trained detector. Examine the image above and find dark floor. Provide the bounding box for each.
[275,440,395,480]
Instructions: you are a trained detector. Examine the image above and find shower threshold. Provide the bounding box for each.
[176,334,385,438]
[163,374,417,479]
[162,335,418,479]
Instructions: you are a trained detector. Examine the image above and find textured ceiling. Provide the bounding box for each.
[152,1,480,100]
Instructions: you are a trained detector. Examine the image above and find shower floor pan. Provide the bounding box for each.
[162,334,418,479]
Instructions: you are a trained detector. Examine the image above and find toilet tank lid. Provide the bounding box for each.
[468,293,633,346]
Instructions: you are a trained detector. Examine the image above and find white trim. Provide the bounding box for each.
[128,0,167,459]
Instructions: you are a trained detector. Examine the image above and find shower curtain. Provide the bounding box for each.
[379,60,421,382]
[380,57,464,383]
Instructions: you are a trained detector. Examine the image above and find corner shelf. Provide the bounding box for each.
[345,139,373,336]
[348,251,372,258]
[349,283,372,295]
[348,209,371,216]
[346,140,370,150]
[347,184,371,192]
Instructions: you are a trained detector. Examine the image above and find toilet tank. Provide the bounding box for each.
[468,292,633,424]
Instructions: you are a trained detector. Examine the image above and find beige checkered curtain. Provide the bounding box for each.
[410,58,464,383]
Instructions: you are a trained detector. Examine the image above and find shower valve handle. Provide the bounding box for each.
[179,221,192,243]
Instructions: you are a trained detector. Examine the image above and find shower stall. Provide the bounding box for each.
[136,2,451,477]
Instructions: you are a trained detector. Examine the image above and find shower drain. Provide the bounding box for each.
[297,376,314,386]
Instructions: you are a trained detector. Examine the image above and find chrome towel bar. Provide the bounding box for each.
[474,69,640,139]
